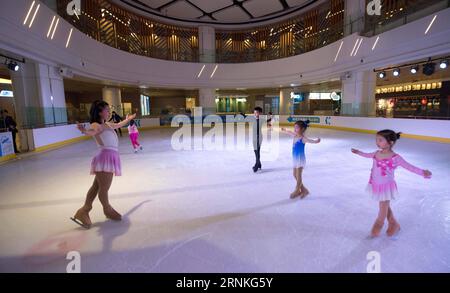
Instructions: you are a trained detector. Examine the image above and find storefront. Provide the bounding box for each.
[293,92,341,115]
[375,81,450,119]
[215,96,249,114]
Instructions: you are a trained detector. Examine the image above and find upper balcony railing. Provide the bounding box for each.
[215,0,345,63]
[55,0,449,64]
[57,0,200,62]
[363,0,450,36]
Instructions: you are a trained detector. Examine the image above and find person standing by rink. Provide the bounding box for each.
[267,112,273,131]
[1,110,19,153]
[109,111,124,137]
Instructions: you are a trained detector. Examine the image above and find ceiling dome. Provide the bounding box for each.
[114,0,320,26]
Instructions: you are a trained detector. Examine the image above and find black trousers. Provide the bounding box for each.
[114,128,123,137]
[11,130,18,153]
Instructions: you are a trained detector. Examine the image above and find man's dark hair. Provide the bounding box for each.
[254,107,263,113]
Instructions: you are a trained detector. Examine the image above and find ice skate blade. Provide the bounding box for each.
[300,192,309,199]
[70,217,91,229]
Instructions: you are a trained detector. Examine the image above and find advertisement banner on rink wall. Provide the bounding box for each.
[131,118,160,128]
[283,115,332,125]
[0,132,14,157]
[285,116,324,124]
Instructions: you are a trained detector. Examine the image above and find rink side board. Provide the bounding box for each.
[33,135,91,153]
[280,115,450,144]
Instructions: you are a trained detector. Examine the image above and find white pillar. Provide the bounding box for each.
[341,70,376,116]
[102,87,122,116]
[10,62,41,129]
[199,26,215,63]
[279,89,292,115]
[10,62,39,152]
[35,63,68,125]
[11,62,68,127]
[344,0,366,35]
[198,88,216,115]
[10,62,68,151]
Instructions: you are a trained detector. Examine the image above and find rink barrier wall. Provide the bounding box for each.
[33,135,91,153]
[278,115,450,143]
[31,126,170,154]
[30,118,163,153]
[306,124,450,143]
[3,115,448,163]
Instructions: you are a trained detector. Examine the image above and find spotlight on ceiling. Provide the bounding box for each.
[378,71,386,79]
[7,61,19,72]
[423,62,436,76]
[439,60,449,69]
[410,66,419,74]
[393,68,400,77]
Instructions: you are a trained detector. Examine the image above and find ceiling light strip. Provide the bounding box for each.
[334,41,343,62]
[23,1,36,25]
[29,4,40,28]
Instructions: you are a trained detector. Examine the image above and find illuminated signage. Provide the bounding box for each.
[290,92,304,103]
[376,82,442,94]
[0,90,13,97]
[330,92,341,101]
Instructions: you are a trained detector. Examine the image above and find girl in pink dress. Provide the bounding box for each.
[128,119,143,153]
[71,100,136,229]
[352,129,432,238]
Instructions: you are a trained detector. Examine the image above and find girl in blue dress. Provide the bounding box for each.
[282,120,321,199]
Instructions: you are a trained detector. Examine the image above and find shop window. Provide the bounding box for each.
[140,95,150,116]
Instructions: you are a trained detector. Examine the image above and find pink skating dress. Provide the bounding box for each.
[90,123,122,176]
[359,151,426,201]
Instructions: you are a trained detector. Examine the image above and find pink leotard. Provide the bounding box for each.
[358,151,426,201]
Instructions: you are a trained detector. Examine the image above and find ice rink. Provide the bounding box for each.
[0,127,449,273]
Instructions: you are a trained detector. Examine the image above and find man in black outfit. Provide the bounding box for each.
[0,111,5,131]
[1,110,19,153]
[252,107,263,173]
[109,111,123,137]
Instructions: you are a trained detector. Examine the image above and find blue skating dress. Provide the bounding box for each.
[292,137,306,168]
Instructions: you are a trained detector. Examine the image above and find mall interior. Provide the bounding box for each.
[0,0,449,273]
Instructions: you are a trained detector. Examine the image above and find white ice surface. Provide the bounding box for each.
[0,127,449,273]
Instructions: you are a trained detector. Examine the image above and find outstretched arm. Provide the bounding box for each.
[77,122,101,137]
[396,155,432,178]
[351,149,376,158]
[303,136,321,144]
[280,127,296,136]
[107,113,136,130]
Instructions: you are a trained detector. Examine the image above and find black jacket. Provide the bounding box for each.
[109,113,123,123]
[5,116,17,132]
